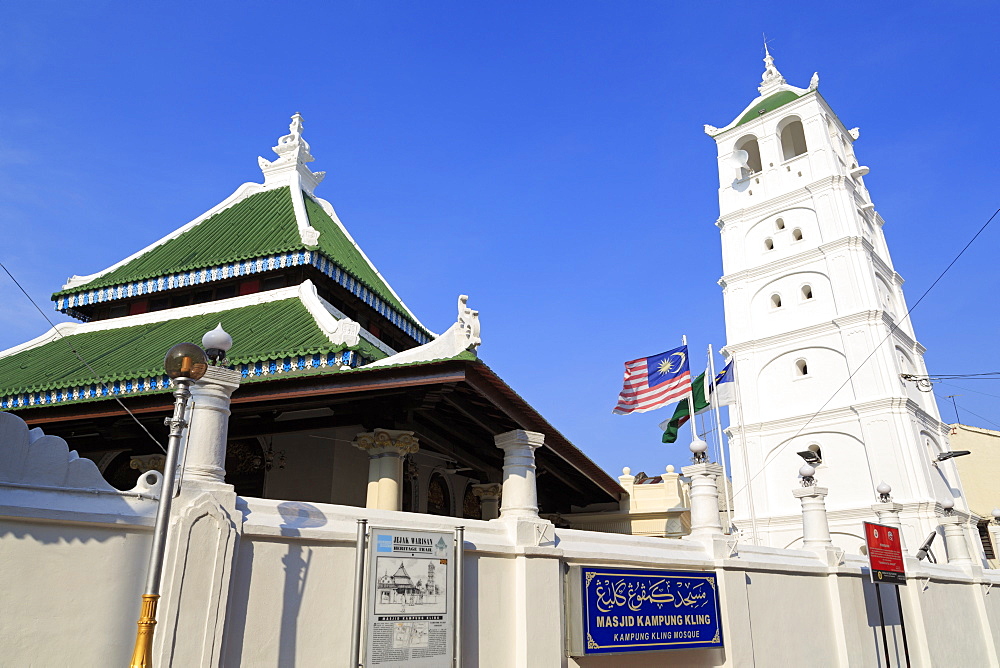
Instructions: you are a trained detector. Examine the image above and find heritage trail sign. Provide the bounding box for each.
[566,566,723,655]
[363,528,456,667]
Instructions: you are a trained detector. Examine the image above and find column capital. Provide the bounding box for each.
[471,482,502,499]
[793,485,829,500]
[353,429,419,456]
[681,462,724,479]
[193,365,242,394]
[494,429,545,451]
[871,501,903,514]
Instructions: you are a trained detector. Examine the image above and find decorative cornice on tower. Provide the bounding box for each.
[758,44,787,95]
[258,113,327,197]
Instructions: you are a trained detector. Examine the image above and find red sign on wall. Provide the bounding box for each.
[864,522,906,585]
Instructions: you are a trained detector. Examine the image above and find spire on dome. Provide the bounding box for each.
[258,113,326,194]
[758,41,787,95]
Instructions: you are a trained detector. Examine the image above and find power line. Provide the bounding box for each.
[730,205,1000,498]
[0,261,167,453]
[934,392,1000,431]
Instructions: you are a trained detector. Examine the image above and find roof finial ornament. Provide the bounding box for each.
[758,36,787,95]
[258,113,326,194]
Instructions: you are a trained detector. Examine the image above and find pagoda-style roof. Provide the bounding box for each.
[0,281,394,410]
[53,115,432,345]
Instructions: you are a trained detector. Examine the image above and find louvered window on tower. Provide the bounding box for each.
[978,521,997,560]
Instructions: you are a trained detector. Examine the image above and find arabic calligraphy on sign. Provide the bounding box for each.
[580,567,723,654]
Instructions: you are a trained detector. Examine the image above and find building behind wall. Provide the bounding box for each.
[706,50,973,553]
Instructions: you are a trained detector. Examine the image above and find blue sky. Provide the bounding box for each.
[2,2,999,479]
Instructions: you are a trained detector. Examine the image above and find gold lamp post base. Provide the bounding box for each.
[129,594,159,668]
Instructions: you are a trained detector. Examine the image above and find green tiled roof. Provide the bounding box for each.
[0,297,385,399]
[54,187,300,296]
[302,196,406,315]
[51,187,414,324]
[733,91,801,129]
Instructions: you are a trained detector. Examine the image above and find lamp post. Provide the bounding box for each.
[129,342,209,668]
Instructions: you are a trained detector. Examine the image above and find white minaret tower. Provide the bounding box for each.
[706,49,973,553]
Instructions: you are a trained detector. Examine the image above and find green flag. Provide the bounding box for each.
[660,372,709,444]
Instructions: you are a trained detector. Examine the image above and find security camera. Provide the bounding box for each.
[915,530,937,561]
[797,450,822,465]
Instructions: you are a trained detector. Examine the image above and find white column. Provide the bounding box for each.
[872,502,906,550]
[681,462,724,537]
[941,514,974,566]
[353,429,419,511]
[471,483,502,520]
[793,485,833,548]
[184,366,241,486]
[494,430,544,519]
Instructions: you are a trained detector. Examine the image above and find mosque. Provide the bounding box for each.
[1,51,998,667]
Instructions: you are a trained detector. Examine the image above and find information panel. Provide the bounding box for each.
[363,528,454,667]
[578,567,722,654]
[864,522,906,585]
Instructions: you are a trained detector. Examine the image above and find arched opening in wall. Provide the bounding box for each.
[801,285,813,300]
[780,119,808,160]
[775,218,785,230]
[764,237,774,251]
[463,485,481,519]
[792,228,803,241]
[736,135,763,176]
[807,443,823,463]
[770,293,782,309]
[426,473,451,516]
[795,358,809,376]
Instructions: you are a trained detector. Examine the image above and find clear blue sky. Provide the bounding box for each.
[2,2,998,479]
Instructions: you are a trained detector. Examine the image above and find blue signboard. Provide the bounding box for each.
[581,567,722,654]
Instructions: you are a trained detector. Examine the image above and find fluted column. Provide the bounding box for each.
[353,429,419,511]
[681,462,724,537]
[793,485,833,549]
[184,366,241,487]
[471,483,502,520]
[494,430,544,519]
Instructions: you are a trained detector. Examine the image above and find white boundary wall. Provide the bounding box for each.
[3,412,1000,667]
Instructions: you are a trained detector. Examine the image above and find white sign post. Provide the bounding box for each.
[362,527,456,667]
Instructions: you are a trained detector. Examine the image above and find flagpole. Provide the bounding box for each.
[707,345,734,534]
[729,358,760,545]
[681,335,699,443]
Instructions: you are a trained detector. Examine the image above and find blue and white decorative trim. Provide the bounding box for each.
[54,250,431,344]
[0,351,371,410]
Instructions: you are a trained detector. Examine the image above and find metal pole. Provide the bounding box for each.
[350,519,368,668]
[895,585,911,667]
[875,583,892,667]
[707,345,734,533]
[454,526,465,668]
[681,335,698,442]
[730,361,760,545]
[129,379,193,668]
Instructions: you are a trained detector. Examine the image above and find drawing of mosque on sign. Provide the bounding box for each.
[375,559,445,611]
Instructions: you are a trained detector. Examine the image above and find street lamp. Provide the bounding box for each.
[129,342,208,668]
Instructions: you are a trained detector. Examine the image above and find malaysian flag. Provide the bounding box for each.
[613,345,692,415]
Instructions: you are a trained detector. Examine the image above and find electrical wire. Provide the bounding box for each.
[0,261,167,453]
[730,206,1000,498]
[933,392,1000,431]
